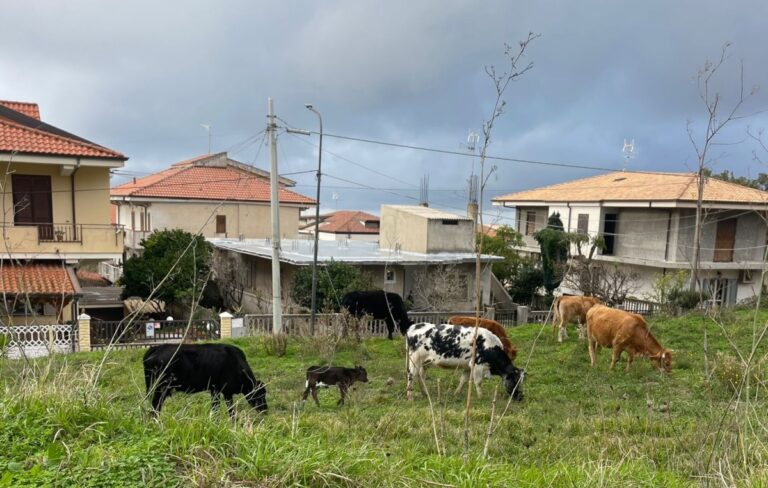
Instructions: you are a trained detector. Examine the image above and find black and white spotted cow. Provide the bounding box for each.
[406,322,525,401]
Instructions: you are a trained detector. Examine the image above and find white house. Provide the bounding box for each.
[492,171,768,305]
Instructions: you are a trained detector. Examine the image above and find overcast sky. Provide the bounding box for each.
[3,0,768,225]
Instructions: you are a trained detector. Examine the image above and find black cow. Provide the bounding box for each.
[341,291,412,340]
[143,344,267,414]
[302,365,369,406]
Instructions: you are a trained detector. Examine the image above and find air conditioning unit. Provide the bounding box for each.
[740,269,755,284]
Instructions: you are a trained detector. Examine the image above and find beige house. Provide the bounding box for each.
[0,100,126,324]
[210,205,504,313]
[111,152,315,256]
[493,171,768,305]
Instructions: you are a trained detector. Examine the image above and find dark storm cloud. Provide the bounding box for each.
[2,0,767,218]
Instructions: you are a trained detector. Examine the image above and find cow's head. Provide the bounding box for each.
[398,318,415,335]
[503,364,525,401]
[651,349,673,373]
[355,365,369,383]
[247,380,268,412]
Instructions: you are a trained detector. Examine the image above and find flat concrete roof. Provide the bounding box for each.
[382,205,473,221]
[209,238,501,266]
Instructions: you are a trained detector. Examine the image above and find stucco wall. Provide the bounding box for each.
[116,200,302,245]
[676,210,766,264]
[612,209,670,261]
[380,206,473,254]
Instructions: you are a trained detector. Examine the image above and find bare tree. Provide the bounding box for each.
[410,265,468,311]
[465,32,539,455]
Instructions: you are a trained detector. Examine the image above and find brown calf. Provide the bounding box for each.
[447,316,517,361]
[586,305,672,372]
[552,295,602,343]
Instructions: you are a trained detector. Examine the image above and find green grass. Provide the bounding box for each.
[1,309,768,487]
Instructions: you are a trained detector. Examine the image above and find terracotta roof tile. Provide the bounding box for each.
[112,155,315,205]
[493,171,768,205]
[0,118,125,159]
[76,269,109,286]
[0,100,40,119]
[0,263,76,295]
[314,210,380,234]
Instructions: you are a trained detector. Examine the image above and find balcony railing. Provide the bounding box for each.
[37,224,82,243]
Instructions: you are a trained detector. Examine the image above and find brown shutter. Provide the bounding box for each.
[713,218,737,262]
[216,215,226,234]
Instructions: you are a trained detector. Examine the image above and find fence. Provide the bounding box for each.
[618,298,656,317]
[528,310,551,324]
[90,318,220,350]
[242,310,481,337]
[98,261,123,283]
[0,324,76,359]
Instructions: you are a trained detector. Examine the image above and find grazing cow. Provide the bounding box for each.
[586,305,672,372]
[447,316,517,361]
[341,290,413,340]
[406,323,524,401]
[302,365,369,406]
[552,295,602,342]
[143,344,267,414]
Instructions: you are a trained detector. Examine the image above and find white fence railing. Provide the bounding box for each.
[0,324,76,359]
[98,261,123,283]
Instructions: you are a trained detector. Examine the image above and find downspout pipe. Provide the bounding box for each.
[71,158,81,240]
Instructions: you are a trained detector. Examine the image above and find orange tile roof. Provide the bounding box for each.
[0,100,40,119]
[0,118,125,159]
[0,263,77,296]
[315,210,380,234]
[112,155,315,205]
[76,269,109,286]
[493,171,768,205]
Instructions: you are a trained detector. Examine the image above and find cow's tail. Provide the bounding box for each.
[552,296,562,334]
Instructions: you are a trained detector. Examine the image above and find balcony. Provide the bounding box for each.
[0,223,124,257]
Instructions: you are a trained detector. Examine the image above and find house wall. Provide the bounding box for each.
[317,231,379,242]
[612,209,670,260]
[380,206,473,253]
[117,200,303,248]
[0,162,121,257]
[515,206,549,248]
[675,209,766,264]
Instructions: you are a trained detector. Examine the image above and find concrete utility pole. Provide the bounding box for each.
[267,98,282,333]
[306,105,323,336]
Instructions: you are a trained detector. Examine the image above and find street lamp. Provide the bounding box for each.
[307,105,323,336]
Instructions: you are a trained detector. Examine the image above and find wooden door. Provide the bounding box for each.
[216,215,226,234]
[714,218,737,262]
[12,175,53,239]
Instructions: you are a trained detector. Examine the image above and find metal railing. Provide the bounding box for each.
[98,261,123,283]
[90,318,220,350]
[37,223,82,243]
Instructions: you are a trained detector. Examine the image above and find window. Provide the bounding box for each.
[603,213,618,255]
[714,218,737,263]
[442,219,459,226]
[131,210,136,230]
[12,175,53,226]
[216,215,227,234]
[140,211,145,232]
[577,214,589,235]
[525,211,537,236]
[384,268,396,284]
[6,298,45,316]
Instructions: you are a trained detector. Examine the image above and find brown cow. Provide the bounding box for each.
[447,316,517,361]
[552,295,602,343]
[586,305,672,372]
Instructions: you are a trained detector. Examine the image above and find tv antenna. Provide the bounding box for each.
[419,174,430,207]
[331,192,339,209]
[622,138,635,171]
[467,130,480,153]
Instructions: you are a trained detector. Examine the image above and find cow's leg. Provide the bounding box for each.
[151,383,171,413]
[472,367,485,398]
[406,357,415,401]
[610,347,622,370]
[338,384,348,406]
[558,316,566,343]
[625,352,634,372]
[302,379,312,404]
[454,371,469,395]
[588,338,597,367]
[577,321,586,340]
[310,385,320,407]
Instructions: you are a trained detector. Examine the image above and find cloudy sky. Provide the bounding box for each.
[2,0,768,225]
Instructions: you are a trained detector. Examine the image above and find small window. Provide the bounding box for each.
[577,214,589,235]
[216,215,227,234]
[140,212,145,232]
[6,299,45,316]
[442,219,459,226]
[131,210,135,230]
[525,212,537,236]
[364,220,380,229]
[384,268,396,284]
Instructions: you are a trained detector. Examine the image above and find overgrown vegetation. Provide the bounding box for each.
[533,212,568,294]
[121,229,212,307]
[2,310,767,486]
[648,270,709,315]
[289,260,375,311]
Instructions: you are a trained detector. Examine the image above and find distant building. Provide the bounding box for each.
[300,210,380,242]
[0,100,125,324]
[111,152,315,256]
[493,171,768,305]
[210,205,507,312]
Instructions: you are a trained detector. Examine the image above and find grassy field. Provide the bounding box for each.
[1,309,767,487]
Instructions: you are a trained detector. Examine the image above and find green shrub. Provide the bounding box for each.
[668,288,708,312]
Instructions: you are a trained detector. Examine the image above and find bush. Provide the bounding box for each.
[264,333,288,357]
[290,260,375,311]
[713,352,768,395]
[669,288,708,312]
